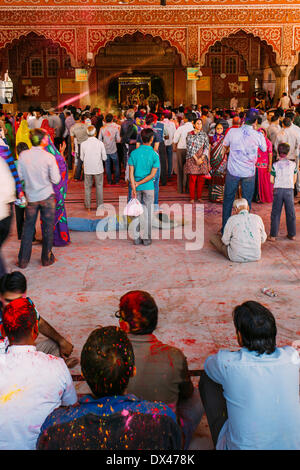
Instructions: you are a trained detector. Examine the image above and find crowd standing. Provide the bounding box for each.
[0,92,299,449]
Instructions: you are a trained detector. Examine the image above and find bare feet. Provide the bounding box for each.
[267,235,276,242]
[287,235,296,240]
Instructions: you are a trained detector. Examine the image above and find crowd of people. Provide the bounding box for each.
[0,94,299,450]
[0,276,299,450]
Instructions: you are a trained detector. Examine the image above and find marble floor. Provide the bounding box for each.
[3,176,300,449]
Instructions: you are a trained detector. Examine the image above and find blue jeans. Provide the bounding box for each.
[105,152,120,184]
[68,216,129,232]
[127,166,160,206]
[270,188,296,237]
[166,145,173,178]
[222,172,255,232]
[18,194,56,266]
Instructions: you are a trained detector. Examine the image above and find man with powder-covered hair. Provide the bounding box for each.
[210,198,267,262]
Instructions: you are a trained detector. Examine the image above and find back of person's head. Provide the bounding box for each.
[271,112,279,122]
[233,198,248,211]
[285,111,295,121]
[126,109,135,120]
[232,116,240,126]
[178,105,185,113]
[3,298,37,344]
[0,271,27,296]
[201,108,209,116]
[164,111,172,120]
[257,116,263,126]
[119,290,158,335]
[105,113,114,122]
[277,107,284,117]
[29,128,46,146]
[87,125,96,136]
[80,326,135,397]
[140,128,154,144]
[245,108,259,125]
[282,117,292,128]
[74,112,81,121]
[145,114,155,126]
[278,142,290,157]
[16,142,29,155]
[185,113,194,122]
[65,111,71,117]
[283,92,287,96]
[233,301,277,355]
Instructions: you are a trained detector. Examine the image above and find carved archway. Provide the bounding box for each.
[0,28,76,66]
[88,28,187,66]
[199,27,282,66]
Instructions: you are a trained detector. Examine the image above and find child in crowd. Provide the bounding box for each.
[268,142,297,241]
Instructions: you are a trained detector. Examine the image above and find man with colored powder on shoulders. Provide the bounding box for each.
[37,326,181,450]
[210,198,267,262]
[0,297,77,450]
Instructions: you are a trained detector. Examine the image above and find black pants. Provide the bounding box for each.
[158,142,167,186]
[74,144,83,180]
[0,213,12,278]
[198,371,228,448]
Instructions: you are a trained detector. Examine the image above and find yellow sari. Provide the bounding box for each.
[16,119,31,157]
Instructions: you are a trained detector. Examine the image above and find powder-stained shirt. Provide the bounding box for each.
[37,409,181,450]
[223,125,267,178]
[80,137,107,175]
[222,210,267,263]
[205,346,300,450]
[270,159,297,189]
[99,123,120,154]
[127,334,191,405]
[17,147,61,202]
[39,393,177,439]
[0,345,77,450]
[70,122,88,144]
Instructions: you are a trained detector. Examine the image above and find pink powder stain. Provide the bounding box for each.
[182,339,196,346]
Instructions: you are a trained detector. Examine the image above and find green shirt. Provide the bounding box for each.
[128,145,160,191]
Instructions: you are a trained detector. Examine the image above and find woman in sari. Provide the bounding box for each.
[254,128,273,203]
[208,123,227,203]
[41,131,71,247]
[185,118,210,203]
[16,119,31,157]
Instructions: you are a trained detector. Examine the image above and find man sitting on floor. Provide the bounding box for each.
[116,290,204,449]
[0,297,77,450]
[37,326,181,450]
[210,198,267,262]
[199,301,300,450]
[0,271,78,367]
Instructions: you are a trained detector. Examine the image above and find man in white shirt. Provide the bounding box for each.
[0,297,77,450]
[210,198,267,262]
[17,129,61,269]
[274,117,300,161]
[28,108,44,129]
[173,113,194,193]
[0,158,15,277]
[260,109,275,131]
[163,111,176,178]
[80,125,107,211]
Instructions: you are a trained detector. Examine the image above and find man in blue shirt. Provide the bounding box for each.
[128,128,160,246]
[221,108,267,232]
[199,301,300,450]
[37,326,181,450]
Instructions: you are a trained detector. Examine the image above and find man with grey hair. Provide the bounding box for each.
[210,198,267,262]
[80,126,107,211]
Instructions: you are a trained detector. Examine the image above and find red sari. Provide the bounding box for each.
[257,128,273,203]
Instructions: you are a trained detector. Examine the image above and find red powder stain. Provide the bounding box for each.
[218,302,226,305]
[78,297,88,303]
[183,339,196,346]
[296,331,300,335]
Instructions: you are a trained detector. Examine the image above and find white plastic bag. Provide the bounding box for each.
[123,198,144,217]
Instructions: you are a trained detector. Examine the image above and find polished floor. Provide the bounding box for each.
[3,175,300,449]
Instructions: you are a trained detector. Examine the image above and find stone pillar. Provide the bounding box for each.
[186,79,197,106]
[273,65,295,104]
